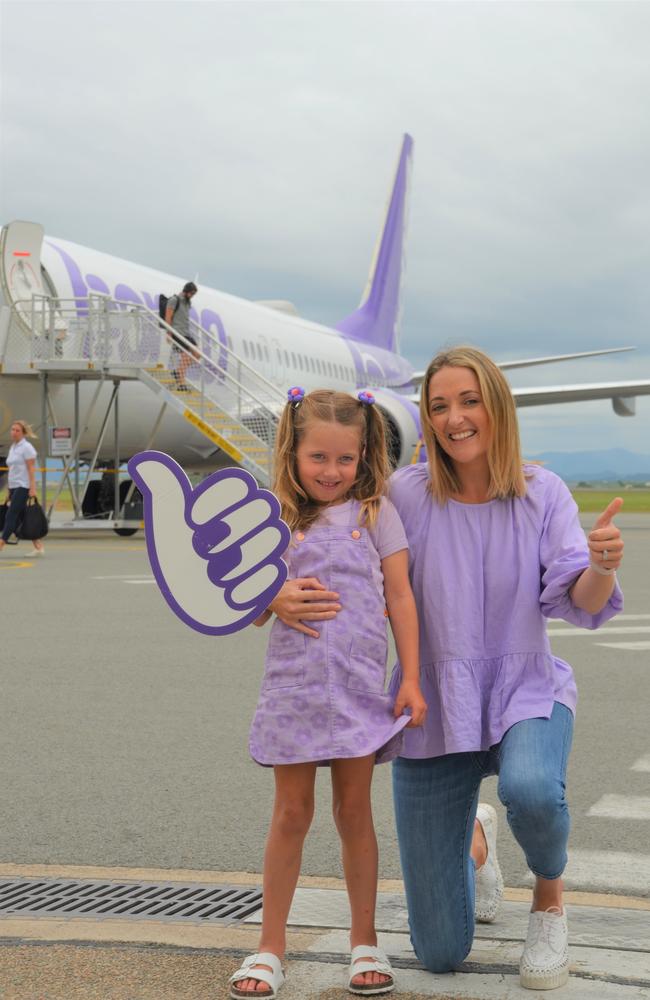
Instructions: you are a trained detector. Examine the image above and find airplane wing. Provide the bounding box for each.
[400,379,650,414]
[406,346,636,389]
[512,380,650,413]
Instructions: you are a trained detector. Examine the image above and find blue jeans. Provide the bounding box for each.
[392,702,574,972]
[2,487,29,542]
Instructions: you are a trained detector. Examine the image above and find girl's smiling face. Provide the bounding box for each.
[427,366,491,472]
[295,419,362,506]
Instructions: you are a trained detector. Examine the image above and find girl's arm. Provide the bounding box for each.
[253,609,273,627]
[381,549,427,727]
[26,457,37,498]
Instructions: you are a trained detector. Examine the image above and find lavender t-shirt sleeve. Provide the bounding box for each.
[369,497,409,560]
[539,473,623,629]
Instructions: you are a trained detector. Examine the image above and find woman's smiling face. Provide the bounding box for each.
[427,366,491,472]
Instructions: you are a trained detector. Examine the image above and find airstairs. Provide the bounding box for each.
[0,292,284,531]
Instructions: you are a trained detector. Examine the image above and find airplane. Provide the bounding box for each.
[1,134,649,530]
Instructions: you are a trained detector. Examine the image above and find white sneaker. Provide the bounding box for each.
[474,803,504,923]
[520,906,569,990]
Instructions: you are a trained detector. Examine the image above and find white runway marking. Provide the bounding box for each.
[547,625,650,637]
[547,849,650,895]
[631,753,650,772]
[92,574,154,580]
[550,614,650,626]
[596,641,650,651]
[587,794,650,820]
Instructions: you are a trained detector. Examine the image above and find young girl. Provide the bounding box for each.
[229,388,427,999]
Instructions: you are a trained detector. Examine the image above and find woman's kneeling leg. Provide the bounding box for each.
[392,754,481,972]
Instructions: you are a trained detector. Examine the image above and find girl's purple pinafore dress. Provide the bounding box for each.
[249,500,409,766]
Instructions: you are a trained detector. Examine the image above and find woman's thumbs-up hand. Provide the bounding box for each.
[588,497,624,575]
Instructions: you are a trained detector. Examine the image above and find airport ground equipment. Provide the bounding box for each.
[0,291,284,533]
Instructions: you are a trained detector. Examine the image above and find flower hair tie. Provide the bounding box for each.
[287,386,305,405]
[358,390,376,405]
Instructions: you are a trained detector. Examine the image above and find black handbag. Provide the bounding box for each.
[0,502,7,532]
[17,497,49,540]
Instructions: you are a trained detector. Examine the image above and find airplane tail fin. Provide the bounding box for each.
[336,134,413,354]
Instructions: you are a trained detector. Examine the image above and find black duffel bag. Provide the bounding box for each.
[17,497,49,540]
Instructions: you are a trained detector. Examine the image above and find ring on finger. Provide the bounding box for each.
[602,548,609,562]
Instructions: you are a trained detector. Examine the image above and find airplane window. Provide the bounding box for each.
[257,343,263,361]
[264,345,270,362]
[284,350,290,367]
[291,352,296,367]
[311,358,316,373]
[316,359,322,374]
[243,341,249,358]
[328,362,333,376]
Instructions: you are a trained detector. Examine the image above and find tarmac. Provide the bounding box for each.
[1,517,649,998]
[0,864,648,999]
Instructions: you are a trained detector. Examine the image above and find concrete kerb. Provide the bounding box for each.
[0,866,648,999]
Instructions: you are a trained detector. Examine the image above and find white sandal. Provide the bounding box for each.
[229,952,285,999]
[347,945,395,995]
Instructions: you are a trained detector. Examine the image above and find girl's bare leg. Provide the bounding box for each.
[234,762,317,994]
[331,755,390,990]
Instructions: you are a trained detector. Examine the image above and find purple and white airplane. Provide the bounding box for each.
[1,134,649,473]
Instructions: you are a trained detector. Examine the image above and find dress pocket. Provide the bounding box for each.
[263,624,306,689]
[347,634,388,694]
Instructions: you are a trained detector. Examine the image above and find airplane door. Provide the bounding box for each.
[0,221,47,311]
[0,221,67,351]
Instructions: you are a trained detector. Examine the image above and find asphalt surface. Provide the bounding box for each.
[0,513,648,895]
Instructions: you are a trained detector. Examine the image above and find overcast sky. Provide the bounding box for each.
[2,0,650,456]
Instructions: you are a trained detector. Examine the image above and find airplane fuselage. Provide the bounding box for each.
[0,233,422,467]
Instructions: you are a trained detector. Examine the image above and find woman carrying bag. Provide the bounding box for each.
[0,420,46,557]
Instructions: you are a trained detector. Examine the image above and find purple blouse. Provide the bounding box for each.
[387,464,623,758]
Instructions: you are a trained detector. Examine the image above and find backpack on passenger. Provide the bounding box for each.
[158,294,184,347]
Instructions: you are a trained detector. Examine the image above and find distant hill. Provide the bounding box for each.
[530,448,650,483]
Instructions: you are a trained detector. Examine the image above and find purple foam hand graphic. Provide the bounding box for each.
[127,452,290,635]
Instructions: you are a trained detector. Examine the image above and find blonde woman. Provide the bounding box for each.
[271,348,624,990]
[1,420,45,556]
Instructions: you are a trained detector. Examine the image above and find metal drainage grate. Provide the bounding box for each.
[0,878,263,924]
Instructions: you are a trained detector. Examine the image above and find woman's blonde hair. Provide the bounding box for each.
[419,346,526,502]
[12,419,37,439]
[273,389,391,532]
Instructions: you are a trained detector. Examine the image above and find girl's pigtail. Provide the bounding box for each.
[273,388,311,533]
[355,392,390,527]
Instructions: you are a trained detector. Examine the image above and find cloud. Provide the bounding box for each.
[2,1,649,451]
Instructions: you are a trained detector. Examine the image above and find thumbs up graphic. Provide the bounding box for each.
[127,452,290,635]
